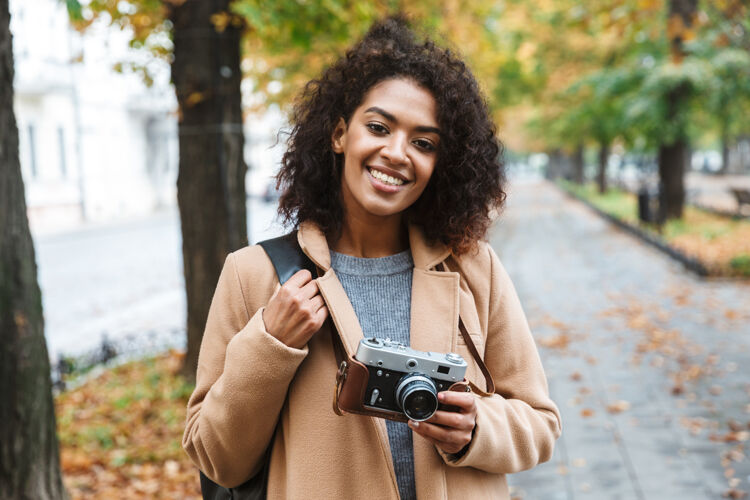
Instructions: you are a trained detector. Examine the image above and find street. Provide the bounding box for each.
[498,181,750,499]
[35,197,283,360]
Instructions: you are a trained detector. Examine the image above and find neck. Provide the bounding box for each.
[330,213,408,258]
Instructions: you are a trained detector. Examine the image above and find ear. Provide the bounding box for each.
[331,118,347,154]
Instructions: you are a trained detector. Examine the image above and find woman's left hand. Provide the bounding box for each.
[407,391,477,455]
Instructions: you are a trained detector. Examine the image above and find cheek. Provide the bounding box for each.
[417,161,436,188]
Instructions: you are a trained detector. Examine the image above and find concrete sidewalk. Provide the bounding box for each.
[495,180,750,499]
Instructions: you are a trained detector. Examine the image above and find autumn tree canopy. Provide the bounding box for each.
[67,0,750,209]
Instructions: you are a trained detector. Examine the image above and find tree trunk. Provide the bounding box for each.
[572,143,584,184]
[0,2,66,497]
[720,131,729,175]
[741,135,750,174]
[169,0,248,382]
[544,149,560,180]
[655,0,696,219]
[658,139,687,219]
[597,142,609,194]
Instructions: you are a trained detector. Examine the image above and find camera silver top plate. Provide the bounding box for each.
[355,337,468,383]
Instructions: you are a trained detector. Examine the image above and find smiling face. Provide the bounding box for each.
[332,78,440,226]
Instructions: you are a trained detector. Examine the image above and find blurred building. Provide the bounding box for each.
[10,0,178,234]
[10,0,293,237]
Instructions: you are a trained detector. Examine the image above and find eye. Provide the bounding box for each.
[413,139,436,152]
[366,122,389,134]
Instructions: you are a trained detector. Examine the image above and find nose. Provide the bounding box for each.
[381,133,408,165]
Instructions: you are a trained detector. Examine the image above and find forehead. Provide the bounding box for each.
[357,78,438,127]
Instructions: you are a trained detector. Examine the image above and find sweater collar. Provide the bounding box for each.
[297,220,451,272]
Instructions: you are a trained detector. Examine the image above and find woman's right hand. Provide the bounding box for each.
[262,269,329,349]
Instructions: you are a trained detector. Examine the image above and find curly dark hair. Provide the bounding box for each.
[277,15,506,255]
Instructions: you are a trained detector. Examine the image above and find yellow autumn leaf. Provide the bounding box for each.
[186,92,206,107]
[210,11,232,33]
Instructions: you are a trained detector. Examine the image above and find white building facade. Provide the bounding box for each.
[10,0,286,236]
[10,0,179,234]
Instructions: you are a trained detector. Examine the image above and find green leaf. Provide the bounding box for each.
[64,0,83,21]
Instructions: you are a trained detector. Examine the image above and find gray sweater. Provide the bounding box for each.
[330,249,416,500]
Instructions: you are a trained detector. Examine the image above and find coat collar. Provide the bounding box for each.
[297,220,452,271]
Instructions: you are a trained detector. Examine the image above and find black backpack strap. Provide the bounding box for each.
[258,231,316,284]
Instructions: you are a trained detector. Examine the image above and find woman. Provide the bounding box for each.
[183,16,561,500]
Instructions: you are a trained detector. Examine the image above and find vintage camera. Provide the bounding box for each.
[354,337,468,421]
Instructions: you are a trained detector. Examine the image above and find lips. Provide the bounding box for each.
[367,166,409,186]
[365,167,407,194]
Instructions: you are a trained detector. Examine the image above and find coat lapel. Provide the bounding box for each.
[297,222,363,355]
[315,268,365,356]
[408,226,458,500]
[407,223,457,355]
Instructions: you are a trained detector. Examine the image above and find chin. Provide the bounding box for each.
[364,205,405,218]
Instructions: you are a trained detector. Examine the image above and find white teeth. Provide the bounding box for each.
[370,168,404,186]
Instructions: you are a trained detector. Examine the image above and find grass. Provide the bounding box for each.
[564,182,638,223]
[560,181,750,277]
[55,350,201,499]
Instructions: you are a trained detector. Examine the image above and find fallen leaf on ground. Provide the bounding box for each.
[607,400,631,414]
[728,420,744,432]
[56,350,202,500]
[723,488,747,499]
[538,334,571,349]
[722,446,746,464]
[710,431,750,443]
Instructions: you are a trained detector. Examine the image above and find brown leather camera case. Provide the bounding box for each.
[331,318,493,422]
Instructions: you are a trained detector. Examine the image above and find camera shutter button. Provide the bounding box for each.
[445,352,462,364]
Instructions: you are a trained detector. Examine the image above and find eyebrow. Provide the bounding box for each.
[364,106,441,135]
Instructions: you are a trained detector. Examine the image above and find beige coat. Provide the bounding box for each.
[183,221,561,499]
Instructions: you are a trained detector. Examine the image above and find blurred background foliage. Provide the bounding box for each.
[63,0,750,157]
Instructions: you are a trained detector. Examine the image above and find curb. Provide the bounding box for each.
[559,186,711,277]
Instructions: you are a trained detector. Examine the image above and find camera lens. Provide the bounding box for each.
[395,373,438,421]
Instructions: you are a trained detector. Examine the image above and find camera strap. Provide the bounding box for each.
[457,318,494,397]
[438,261,496,397]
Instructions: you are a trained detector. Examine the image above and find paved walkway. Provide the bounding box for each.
[35,197,284,360]
[495,180,750,500]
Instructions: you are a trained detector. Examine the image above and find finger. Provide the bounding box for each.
[438,391,476,412]
[408,420,467,448]
[296,279,320,301]
[314,305,329,324]
[285,269,313,288]
[425,410,473,431]
[308,295,326,312]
